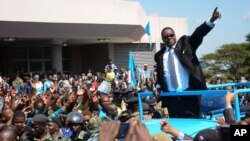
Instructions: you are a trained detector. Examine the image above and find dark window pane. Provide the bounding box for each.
[13,61,27,73]
[12,47,27,59]
[44,47,51,59]
[29,47,42,59]
[30,61,42,72]
[45,61,52,72]
[62,46,71,58]
[63,60,71,71]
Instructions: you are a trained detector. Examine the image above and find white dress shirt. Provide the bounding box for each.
[155,20,215,92]
[163,47,189,91]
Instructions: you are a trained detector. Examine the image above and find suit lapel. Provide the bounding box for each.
[159,47,166,68]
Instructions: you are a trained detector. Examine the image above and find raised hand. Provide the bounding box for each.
[49,83,58,93]
[10,87,18,98]
[30,79,35,88]
[225,90,239,106]
[125,120,151,141]
[160,120,180,138]
[153,88,159,98]
[99,121,121,141]
[210,7,222,22]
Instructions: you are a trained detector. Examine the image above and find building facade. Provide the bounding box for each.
[0,0,187,75]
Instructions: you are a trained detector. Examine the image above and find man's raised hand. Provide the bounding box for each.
[210,7,222,22]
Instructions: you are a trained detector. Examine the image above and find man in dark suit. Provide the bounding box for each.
[154,7,221,118]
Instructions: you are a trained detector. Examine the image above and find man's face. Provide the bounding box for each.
[69,94,77,103]
[35,102,44,111]
[100,97,110,107]
[13,117,26,130]
[69,123,82,133]
[92,110,99,117]
[83,115,91,125]
[109,107,118,118]
[162,28,176,47]
[3,109,14,121]
[47,121,59,134]
[31,124,45,138]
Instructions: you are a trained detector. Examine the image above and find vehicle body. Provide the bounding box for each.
[138,82,250,137]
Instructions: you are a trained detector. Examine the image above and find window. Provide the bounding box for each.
[30,61,42,72]
[29,47,42,59]
[44,47,51,59]
[13,61,28,73]
[12,47,27,59]
[45,61,52,72]
[12,46,51,73]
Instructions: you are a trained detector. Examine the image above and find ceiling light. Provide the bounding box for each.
[3,37,16,42]
[63,42,68,46]
[97,38,110,42]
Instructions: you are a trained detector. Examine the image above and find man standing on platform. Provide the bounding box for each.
[154,7,222,118]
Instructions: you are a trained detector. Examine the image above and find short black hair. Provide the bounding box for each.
[13,110,25,119]
[161,27,175,37]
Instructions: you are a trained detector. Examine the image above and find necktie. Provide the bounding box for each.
[168,48,178,89]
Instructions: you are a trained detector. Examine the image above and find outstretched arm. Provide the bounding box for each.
[189,7,222,51]
[210,7,222,23]
[223,91,239,124]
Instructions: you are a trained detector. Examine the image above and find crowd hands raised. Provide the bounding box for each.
[0,60,250,141]
[0,61,166,141]
[0,65,250,141]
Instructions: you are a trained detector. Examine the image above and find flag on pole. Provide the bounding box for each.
[144,21,153,50]
[128,51,137,87]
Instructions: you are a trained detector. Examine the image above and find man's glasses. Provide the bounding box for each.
[163,33,175,39]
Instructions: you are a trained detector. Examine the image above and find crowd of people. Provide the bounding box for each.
[0,59,169,141]
[1,6,250,141]
[0,60,249,141]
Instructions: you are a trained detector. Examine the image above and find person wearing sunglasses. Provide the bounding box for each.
[154,7,221,118]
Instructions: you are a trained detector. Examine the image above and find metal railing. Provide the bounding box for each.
[138,83,250,121]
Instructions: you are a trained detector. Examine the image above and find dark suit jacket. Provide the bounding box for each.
[223,108,236,124]
[154,22,213,92]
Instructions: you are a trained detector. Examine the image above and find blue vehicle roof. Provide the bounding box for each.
[143,118,217,137]
[138,82,250,137]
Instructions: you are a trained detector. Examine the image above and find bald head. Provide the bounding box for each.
[0,126,18,141]
[2,108,14,121]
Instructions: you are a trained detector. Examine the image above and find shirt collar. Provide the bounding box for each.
[165,46,175,52]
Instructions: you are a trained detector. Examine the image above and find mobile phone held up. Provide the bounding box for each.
[0,96,5,114]
[116,123,130,139]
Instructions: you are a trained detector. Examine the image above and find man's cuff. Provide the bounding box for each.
[176,131,185,141]
[206,20,215,28]
[155,84,161,89]
[226,105,232,109]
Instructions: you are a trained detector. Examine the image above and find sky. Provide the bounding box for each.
[137,0,250,58]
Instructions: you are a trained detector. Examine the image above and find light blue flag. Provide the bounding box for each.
[144,21,151,35]
[97,80,111,94]
[144,21,153,50]
[128,52,137,87]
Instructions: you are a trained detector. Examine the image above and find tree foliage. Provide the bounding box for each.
[200,34,250,80]
[246,33,250,43]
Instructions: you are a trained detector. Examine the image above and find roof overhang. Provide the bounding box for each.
[0,21,145,44]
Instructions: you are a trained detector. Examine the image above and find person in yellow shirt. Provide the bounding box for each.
[105,65,115,83]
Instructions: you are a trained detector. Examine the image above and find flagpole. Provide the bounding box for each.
[136,38,141,60]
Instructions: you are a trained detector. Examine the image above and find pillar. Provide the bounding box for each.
[52,43,63,73]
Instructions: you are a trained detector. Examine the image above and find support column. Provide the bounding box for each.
[154,16,161,52]
[108,43,114,62]
[52,44,63,73]
[71,46,82,73]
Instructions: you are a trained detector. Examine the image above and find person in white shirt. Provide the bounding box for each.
[154,7,221,118]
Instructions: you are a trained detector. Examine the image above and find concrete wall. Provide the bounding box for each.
[0,0,147,25]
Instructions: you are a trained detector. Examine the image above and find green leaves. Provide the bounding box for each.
[200,37,250,80]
